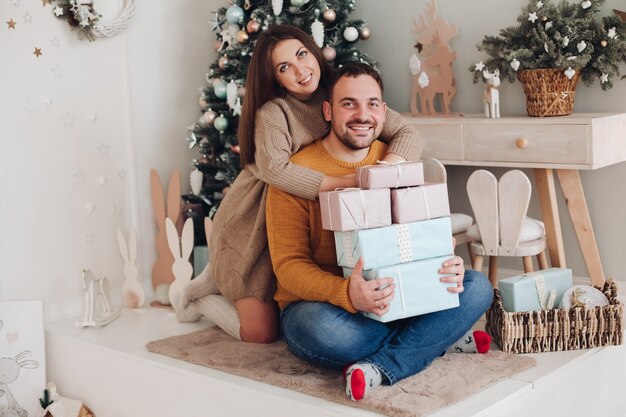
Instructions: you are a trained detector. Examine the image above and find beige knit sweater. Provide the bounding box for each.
[189,89,424,304]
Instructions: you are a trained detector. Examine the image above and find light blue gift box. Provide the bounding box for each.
[498,268,572,312]
[343,255,459,322]
[334,216,453,270]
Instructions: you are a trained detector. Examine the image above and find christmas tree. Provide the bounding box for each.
[182,0,374,243]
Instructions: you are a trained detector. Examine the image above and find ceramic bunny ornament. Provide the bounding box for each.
[165,217,194,308]
[150,169,181,305]
[116,228,145,308]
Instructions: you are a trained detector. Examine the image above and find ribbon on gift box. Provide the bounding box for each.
[531,273,558,310]
[375,160,405,188]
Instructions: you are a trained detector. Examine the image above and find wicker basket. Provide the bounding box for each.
[517,68,581,117]
[486,280,623,354]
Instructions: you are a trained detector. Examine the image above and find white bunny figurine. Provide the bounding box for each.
[116,228,146,308]
[166,217,194,307]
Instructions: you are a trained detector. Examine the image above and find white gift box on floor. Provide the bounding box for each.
[319,188,391,231]
[498,268,573,312]
[334,216,453,270]
[343,255,459,322]
[391,182,450,224]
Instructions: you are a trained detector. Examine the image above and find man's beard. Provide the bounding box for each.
[331,121,377,150]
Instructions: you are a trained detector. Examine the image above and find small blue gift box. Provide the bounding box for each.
[498,268,572,312]
[343,255,460,322]
[334,217,453,270]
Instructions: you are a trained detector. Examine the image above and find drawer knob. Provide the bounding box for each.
[516,138,528,149]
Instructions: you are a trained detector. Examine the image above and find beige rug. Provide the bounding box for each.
[146,327,536,417]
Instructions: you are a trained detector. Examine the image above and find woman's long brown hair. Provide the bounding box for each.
[237,25,331,168]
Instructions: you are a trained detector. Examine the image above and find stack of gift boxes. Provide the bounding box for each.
[319,161,459,322]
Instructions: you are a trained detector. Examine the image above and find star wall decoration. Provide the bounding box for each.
[62,113,74,128]
[7,19,16,29]
[33,47,42,57]
[22,12,32,24]
[50,36,60,47]
[73,169,86,184]
[10,0,20,6]
[97,143,110,158]
[22,97,38,114]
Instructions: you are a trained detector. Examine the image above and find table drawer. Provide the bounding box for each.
[411,124,464,161]
[465,124,589,164]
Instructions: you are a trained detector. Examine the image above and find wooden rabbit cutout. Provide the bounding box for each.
[150,169,181,305]
[483,69,501,118]
[166,217,194,308]
[116,228,145,308]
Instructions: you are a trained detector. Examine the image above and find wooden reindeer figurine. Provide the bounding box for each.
[410,0,458,115]
[76,269,121,327]
[482,69,501,119]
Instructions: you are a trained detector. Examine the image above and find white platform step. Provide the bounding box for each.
[46,305,626,417]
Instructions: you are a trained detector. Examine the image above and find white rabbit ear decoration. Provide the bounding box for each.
[116,227,146,308]
[166,217,194,307]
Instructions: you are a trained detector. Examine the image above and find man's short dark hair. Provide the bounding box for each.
[328,63,384,99]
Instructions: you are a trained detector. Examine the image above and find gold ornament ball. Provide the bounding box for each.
[237,29,249,44]
[601,40,608,47]
[359,27,371,40]
[247,20,261,33]
[214,40,223,52]
[322,9,336,22]
[237,86,246,97]
[199,155,209,164]
[218,56,229,69]
[322,46,336,61]
[203,110,217,125]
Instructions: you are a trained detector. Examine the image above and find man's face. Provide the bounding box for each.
[323,74,387,150]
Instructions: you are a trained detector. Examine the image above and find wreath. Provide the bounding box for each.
[52,0,138,41]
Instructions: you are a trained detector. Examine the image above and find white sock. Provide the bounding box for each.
[345,363,383,401]
[183,263,220,304]
[446,329,491,354]
[194,295,242,341]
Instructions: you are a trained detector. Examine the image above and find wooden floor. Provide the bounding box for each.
[45,275,625,417]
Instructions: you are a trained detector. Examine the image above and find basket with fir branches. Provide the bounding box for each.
[470,0,626,116]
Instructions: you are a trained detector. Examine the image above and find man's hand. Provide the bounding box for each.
[438,255,465,293]
[348,258,395,316]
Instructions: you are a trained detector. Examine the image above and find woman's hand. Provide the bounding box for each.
[438,256,465,293]
[348,258,395,316]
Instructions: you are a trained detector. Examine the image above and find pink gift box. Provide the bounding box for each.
[356,161,424,189]
[391,182,450,224]
[319,188,391,231]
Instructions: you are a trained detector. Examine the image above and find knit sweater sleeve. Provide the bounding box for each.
[379,107,425,162]
[251,101,324,201]
[266,185,356,313]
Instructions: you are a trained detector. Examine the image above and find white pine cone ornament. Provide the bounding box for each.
[272,0,283,16]
[311,19,324,48]
[190,169,203,195]
[226,81,238,111]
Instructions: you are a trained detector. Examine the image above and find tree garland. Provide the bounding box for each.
[52,0,138,41]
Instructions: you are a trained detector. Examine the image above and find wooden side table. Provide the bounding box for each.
[404,113,626,286]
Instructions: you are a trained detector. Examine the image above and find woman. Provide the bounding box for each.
[173,25,424,343]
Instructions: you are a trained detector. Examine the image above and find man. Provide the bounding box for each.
[266,63,493,401]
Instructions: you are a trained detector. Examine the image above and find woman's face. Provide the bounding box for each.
[271,38,321,100]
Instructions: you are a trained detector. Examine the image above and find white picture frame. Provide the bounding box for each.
[0,301,46,417]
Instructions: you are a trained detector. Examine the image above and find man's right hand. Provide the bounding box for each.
[348,257,395,317]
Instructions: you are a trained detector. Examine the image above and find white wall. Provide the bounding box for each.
[0,1,217,319]
[1,0,624,320]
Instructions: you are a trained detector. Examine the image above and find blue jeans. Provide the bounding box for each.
[280,269,493,385]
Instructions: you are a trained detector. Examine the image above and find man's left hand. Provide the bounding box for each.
[438,256,465,293]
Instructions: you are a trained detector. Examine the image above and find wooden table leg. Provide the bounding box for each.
[556,169,606,286]
[533,168,566,268]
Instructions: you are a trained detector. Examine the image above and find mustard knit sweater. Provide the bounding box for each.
[267,140,388,312]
